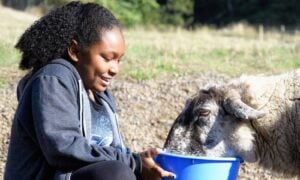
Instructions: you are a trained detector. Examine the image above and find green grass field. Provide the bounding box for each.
[0,5,300,87]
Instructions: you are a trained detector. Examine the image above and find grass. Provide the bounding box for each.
[0,5,300,86]
[0,41,22,88]
[0,43,21,66]
[121,27,300,80]
[0,5,38,87]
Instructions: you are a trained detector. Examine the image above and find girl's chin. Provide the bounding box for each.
[95,85,107,92]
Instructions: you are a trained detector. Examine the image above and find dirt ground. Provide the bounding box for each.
[0,73,298,179]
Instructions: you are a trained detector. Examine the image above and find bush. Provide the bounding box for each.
[96,0,160,27]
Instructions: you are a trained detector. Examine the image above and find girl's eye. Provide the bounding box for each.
[102,56,111,62]
[101,54,113,61]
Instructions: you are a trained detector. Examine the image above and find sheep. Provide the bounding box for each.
[163,69,300,176]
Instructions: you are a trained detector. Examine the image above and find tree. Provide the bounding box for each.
[96,0,160,27]
[158,0,194,27]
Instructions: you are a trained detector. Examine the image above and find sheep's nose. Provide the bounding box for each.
[204,138,215,146]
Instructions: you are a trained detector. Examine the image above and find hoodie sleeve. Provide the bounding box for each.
[31,75,142,173]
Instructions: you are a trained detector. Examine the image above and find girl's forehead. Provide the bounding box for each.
[86,28,125,54]
[101,28,124,44]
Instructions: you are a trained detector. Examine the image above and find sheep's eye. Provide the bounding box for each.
[199,109,211,116]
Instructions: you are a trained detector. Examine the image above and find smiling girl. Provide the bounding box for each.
[4,2,175,180]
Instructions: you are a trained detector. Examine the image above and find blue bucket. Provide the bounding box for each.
[155,152,243,180]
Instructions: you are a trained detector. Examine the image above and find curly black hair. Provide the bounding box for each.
[16,1,120,70]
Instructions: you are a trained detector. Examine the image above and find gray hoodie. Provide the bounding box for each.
[4,59,141,180]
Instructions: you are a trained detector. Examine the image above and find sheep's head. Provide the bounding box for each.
[164,85,265,162]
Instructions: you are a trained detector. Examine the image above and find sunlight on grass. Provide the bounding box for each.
[0,43,22,87]
[0,6,38,87]
[0,5,300,86]
[120,27,300,79]
[0,43,21,67]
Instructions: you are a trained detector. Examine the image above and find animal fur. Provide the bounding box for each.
[164,69,300,176]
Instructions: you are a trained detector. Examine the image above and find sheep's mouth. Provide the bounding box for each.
[163,148,206,157]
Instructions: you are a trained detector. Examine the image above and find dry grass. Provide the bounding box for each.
[0,5,300,180]
[0,5,38,86]
[0,5,300,85]
[0,5,38,46]
[122,26,300,80]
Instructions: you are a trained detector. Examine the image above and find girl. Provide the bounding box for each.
[4,1,175,180]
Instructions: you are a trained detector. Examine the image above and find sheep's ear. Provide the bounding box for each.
[223,98,265,120]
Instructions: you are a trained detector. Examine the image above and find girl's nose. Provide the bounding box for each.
[109,60,119,76]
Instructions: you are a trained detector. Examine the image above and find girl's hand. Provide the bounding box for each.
[140,148,176,180]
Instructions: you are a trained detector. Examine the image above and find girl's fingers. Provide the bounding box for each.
[152,163,176,179]
[141,147,176,178]
[147,147,162,157]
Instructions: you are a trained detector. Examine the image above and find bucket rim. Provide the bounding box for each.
[158,151,243,162]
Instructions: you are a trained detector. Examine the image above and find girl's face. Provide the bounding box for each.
[74,27,125,93]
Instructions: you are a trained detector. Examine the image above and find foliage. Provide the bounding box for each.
[2,0,300,27]
[158,0,194,27]
[1,0,160,26]
[95,0,159,27]
[193,0,300,27]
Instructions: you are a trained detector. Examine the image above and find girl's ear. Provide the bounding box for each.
[67,40,80,62]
